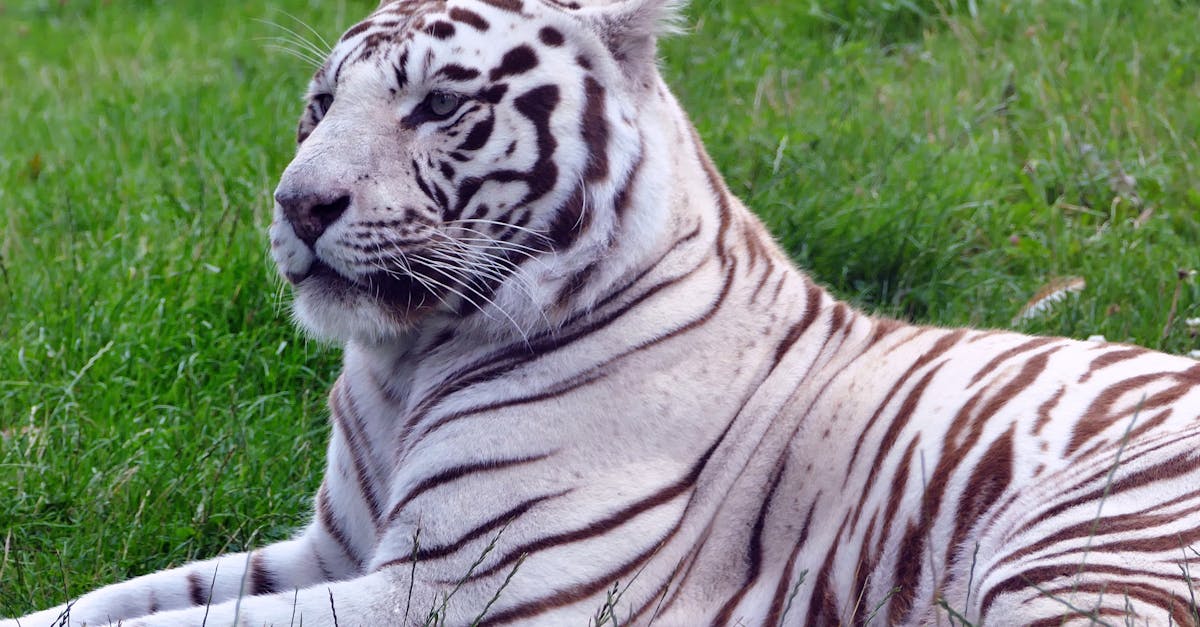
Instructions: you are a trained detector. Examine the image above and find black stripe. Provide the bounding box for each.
[317,482,363,569]
[248,551,279,596]
[186,571,208,606]
[376,490,572,569]
[387,454,553,522]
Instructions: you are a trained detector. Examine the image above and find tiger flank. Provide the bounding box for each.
[7,0,1200,626]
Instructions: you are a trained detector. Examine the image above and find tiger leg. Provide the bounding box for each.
[2,527,348,627]
[102,570,411,627]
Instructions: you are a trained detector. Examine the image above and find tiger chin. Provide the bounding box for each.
[7,0,1200,626]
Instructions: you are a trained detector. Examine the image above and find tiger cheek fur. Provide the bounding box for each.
[7,1,1200,626]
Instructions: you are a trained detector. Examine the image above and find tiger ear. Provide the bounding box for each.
[581,0,686,81]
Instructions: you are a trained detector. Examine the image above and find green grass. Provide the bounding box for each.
[1,0,1198,617]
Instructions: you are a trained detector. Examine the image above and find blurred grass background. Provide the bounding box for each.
[1,0,1198,614]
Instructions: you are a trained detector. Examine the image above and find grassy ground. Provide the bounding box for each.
[1,0,1198,618]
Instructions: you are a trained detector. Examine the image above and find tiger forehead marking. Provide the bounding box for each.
[9,1,1200,627]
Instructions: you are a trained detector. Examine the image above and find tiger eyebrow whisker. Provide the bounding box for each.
[272,10,334,56]
[260,42,327,70]
[254,17,332,58]
[255,34,329,65]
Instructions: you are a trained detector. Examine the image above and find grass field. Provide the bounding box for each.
[2,0,1199,618]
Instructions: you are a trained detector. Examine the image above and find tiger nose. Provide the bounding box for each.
[275,190,351,249]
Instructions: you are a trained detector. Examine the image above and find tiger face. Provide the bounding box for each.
[270,0,666,343]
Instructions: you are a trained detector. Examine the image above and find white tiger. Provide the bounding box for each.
[6,0,1200,625]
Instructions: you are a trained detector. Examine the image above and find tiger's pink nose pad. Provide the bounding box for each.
[276,191,351,249]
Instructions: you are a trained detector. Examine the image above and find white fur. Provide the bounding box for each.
[8,1,1200,626]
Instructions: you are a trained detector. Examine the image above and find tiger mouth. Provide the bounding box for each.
[290,258,440,309]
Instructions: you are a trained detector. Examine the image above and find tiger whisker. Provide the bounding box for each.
[254,17,332,58]
[422,231,547,296]
[363,250,452,314]
[271,10,334,56]
[256,36,330,66]
[411,254,531,343]
[261,44,326,70]
[422,246,541,310]
[441,233,546,258]
[443,219,553,245]
[421,239,551,332]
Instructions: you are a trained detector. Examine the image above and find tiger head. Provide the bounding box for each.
[270,0,683,344]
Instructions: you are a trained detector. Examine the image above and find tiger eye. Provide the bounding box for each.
[426,91,461,117]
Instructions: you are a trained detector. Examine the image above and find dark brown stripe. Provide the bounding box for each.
[331,386,383,522]
[399,224,705,444]
[489,45,538,81]
[855,364,945,529]
[419,367,606,437]
[712,457,788,625]
[425,20,455,39]
[538,26,564,46]
[458,112,495,151]
[377,490,571,569]
[340,20,373,42]
[967,337,1056,387]
[945,423,1015,571]
[467,413,736,582]
[981,563,1198,624]
[999,490,1200,571]
[1068,367,1200,455]
[438,64,480,81]
[581,76,609,182]
[1025,608,1136,627]
[688,122,733,261]
[387,454,552,522]
[804,515,849,627]
[844,329,967,483]
[186,571,208,606]
[772,281,824,367]
[613,138,644,220]
[394,50,410,91]
[399,255,702,443]
[479,0,523,12]
[875,436,919,557]
[765,503,817,625]
[1031,384,1065,435]
[248,551,278,596]
[1016,433,1200,538]
[448,7,489,31]
[317,481,363,569]
[1080,346,1146,383]
[480,535,662,625]
[547,184,588,250]
[893,348,1059,623]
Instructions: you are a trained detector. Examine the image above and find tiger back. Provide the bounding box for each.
[4,0,1200,626]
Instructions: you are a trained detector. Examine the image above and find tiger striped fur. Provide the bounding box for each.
[6,0,1200,625]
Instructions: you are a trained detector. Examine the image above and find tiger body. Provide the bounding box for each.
[6,0,1200,626]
